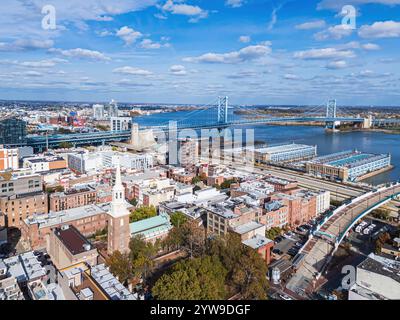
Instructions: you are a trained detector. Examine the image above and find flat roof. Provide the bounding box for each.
[242,234,273,249]
[233,221,264,235]
[25,204,107,229]
[255,143,315,155]
[358,253,400,283]
[54,225,93,255]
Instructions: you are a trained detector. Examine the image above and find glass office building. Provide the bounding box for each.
[0,118,27,146]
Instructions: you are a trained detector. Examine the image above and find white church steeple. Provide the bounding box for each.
[109,158,129,218]
[107,157,131,254]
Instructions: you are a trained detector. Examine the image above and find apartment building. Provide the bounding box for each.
[49,185,97,212]
[0,192,48,228]
[0,147,19,171]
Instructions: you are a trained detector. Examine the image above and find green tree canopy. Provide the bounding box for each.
[129,205,157,223]
[105,250,133,284]
[152,255,227,300]
[170,211,188,228]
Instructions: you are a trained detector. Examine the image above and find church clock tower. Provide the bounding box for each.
[107,159,130,254]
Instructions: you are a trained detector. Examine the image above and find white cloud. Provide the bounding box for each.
[314,24,353,40]
[98,30,113,37]
[225,0,246,8]
[295,20,326,30]
[294,48,356,60]
[18,59,67,68]
[317,0,400,10]
[326,60,348,69]
[162,0,208,23]
[113,66,153,76]
[51,48,110,60]
[183,44,272,64]
[140,39,162,49]
[239,36,251,43]
[0,39,54,51]
[140,39,170,49]
[284,73,300,80]
[116,26,143,45]
[358,21,400,38]
[361,43,381,50]
[170,65,187,76]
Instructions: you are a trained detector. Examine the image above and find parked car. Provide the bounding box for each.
[279,294,293,300]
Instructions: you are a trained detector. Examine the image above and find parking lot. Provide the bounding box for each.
[272,229,308,259]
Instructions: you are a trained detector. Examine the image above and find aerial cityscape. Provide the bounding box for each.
[1,0,400,307]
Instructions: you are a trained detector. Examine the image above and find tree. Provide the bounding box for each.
[191,176,201,185]
[59,142,73,149]
[207,233,269,299]
[96,124,108,131]
[170,211,187,228]
[106,250,133,284]
[152,256,227,300]
[371,209,390,221]
[265,227,282,240]
[220,179,236,190]
[181,220,206,258]
[46,185,65,194]
[129,198,138,207]
[231,249,269,299]
[375,232,391,254]
[129,205,157,223]
[129,235,159,280]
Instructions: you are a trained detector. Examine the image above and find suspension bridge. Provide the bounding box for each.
[25,96,399,151]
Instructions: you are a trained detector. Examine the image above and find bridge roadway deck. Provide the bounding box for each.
[286,184,400,297]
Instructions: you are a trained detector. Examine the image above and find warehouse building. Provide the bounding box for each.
[254,143,317,163]
[305,150,391,182]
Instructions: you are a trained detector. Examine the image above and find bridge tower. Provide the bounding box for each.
[326,99,337,118]
[218,96,229,124]
[325,99,338,130]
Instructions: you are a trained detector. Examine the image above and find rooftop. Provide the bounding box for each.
[255,143,315,154]
[25,204,107,229]
[358,253,400,283]
[130,213,172,239]
[54,225,93,255]
[233,221,265,235]
[242,234,273,249]
[91,264,137,300]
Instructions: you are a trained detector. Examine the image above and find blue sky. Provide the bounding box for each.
[0,0,400,106]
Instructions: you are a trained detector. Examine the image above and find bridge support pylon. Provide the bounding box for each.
[218,96,229,124]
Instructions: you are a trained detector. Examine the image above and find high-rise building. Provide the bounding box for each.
[0,118,27,146]
[110,117,131,131]
[107,160,130,254]
[108,100,119,118]
[92,104,105,120]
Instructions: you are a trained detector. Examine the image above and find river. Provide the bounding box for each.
[134,110,400,185]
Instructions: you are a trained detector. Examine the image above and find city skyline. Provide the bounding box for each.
[0,0,400,106]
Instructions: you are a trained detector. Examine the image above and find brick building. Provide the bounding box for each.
[49,186,97,212]
[21,204,109,249]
